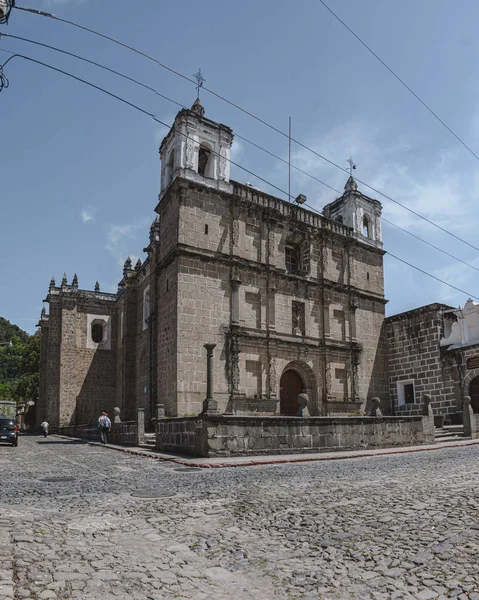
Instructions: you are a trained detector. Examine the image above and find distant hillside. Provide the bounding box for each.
[0,318,38,405]
[0,317,29,345]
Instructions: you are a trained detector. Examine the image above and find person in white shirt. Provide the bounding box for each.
[40,420,49,438]
[97,412,111,445]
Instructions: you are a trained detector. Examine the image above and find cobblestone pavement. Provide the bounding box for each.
[0,436,478,600]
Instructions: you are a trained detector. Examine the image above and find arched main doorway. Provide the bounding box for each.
[469,376,479,413]
[280,369,304,416]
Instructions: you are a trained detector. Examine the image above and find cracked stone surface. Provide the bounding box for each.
[0,436,478,599]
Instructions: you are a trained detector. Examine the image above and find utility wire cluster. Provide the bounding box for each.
[0,0,15,25]
[2,5,479,301]
[0,62,9,91]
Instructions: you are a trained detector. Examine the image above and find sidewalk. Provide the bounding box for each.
[58,435,479,468]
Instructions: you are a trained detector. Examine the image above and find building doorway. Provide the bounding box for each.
[280,370,304,416]
[469,376,479,413]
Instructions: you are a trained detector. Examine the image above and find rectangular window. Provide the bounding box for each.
[292,301,306,336]
[285,246,299,272]
[397,380,416,406]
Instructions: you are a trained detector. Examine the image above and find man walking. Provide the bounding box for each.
[98,412,111,445]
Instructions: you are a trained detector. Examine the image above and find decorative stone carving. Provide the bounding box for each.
[369,397,382,418]
[268,357,277,397]
[296,393,310,417]
[268,228,275,259]
[219,145,228,180]
[422,394,433,417]
[231,337,240,392]
[113,406,121,423]
[185,133,195,169]
[232,219,240,247]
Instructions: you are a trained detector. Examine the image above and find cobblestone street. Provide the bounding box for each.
[0,436,478,600]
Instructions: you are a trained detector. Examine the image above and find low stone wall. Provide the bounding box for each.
[59,421,138,446]
[157,415,433,457]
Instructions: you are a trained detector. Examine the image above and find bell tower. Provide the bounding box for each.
[323,176,383,248]
[159,99,234,198]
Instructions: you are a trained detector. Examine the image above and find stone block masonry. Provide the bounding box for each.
[157,414,433,457]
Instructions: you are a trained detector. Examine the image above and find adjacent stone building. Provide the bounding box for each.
[385,299,479,420]
[38,99,389,428]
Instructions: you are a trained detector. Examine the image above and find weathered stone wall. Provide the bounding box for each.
[157,415,430,457]
[168,179,388,417]
[386,304,456,416]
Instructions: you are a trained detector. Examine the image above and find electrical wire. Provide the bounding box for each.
[0,53,292,199]
[316,0,479,163]
[11,4,479,254]
[4,32,479,278]
[1,51,478,301]
[0,32,338,194]
[6,31,479,276]
[0,63,9,91]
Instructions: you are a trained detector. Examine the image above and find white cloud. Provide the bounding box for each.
[104,219,150,263]
[80,207,96,224]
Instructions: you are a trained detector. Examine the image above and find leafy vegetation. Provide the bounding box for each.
[0,317,39,405]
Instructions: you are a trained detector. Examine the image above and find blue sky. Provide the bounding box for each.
[1,0,479,333]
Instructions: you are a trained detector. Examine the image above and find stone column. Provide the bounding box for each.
[231,272,241,326]
[268,284,276,330]
[137,407,145,446]
[204,343,219,415]
[323,304,330,339]
[463,396,478,439]
[350,299,358,342]
[351,352,360,401]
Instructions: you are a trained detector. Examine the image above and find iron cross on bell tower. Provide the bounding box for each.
[193,68,206,100]
[347,156,357,176]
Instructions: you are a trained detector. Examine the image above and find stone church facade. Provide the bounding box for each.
[38,100,389,428]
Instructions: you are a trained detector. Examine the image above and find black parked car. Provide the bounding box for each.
[0,418,18,447]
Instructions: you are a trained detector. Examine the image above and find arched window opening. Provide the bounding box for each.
[362,215,370,238]
[91,322,104,344]
[165,150,175,187]
[336,215,343,224]
[198,143,212,177]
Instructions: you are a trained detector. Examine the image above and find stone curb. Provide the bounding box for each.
[52,434,479,469]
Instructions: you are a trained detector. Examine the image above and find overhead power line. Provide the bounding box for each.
[11,4,479,255]
[316,0,479,163]
[1,52,478,301]
[5,31,479,278]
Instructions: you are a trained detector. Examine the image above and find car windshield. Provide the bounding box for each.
[0,419,15,430]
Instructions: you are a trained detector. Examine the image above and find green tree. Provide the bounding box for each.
[0,322,39,406]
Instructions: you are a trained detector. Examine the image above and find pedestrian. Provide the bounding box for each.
[40,419,49,438]
[98,412,111,445]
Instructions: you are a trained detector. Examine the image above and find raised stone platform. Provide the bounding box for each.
[157,414,434,458]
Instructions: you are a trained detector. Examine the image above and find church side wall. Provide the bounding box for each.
[59,304,118,427]
[39,304,61,427]
[134,263,153,425]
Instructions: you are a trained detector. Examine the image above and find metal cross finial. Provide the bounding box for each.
[193,68,206,99]
[347,156,357,176]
